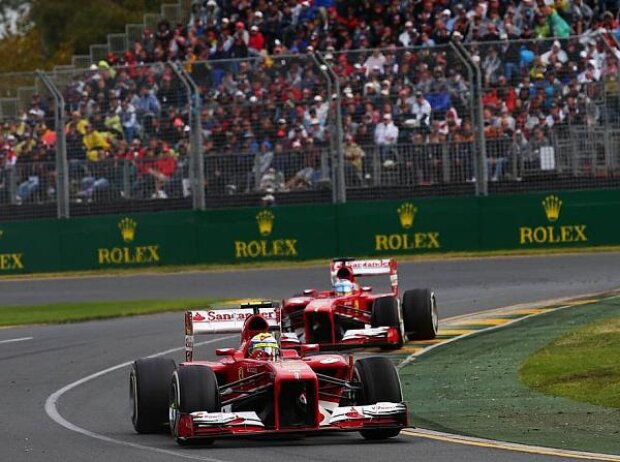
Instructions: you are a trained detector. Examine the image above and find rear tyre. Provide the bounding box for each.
[169,365,220,445]
[402,288,438,341]
[129,357,176,434]
[354,357,403,440]
[371,296,403,349]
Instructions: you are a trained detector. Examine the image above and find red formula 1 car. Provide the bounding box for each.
[281,258,438,350]
[129,301,408,445]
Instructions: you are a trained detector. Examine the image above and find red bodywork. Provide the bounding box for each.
[173,307,408,441]
[281,259,403,349]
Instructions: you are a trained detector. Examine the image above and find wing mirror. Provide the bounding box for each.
[300,344,320,356]
[215,348,235,356]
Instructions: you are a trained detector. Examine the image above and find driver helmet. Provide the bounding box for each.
[334,278,356,296]
[248,332,280,360]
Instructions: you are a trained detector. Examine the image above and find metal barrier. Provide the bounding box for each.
[187,52,334,206]
[328,44,480,196]
[466,33,620,188]
[2,33,620,221]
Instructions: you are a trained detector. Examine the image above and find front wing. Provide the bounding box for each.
[282,327,402,351]
[174,402,407,441]
[323,326,402,350]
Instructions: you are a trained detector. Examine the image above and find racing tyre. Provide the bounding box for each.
[371,296,403,349]
[130,357,176,434]
[169,365,220,445]
[402,288,438,341]
[354,357,403,440]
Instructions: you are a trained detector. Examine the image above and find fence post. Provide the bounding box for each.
[452,41,488,196]
[168,61,205,211]
[316,53,346,204]
[310,53,336,201]
[37,70,69,218]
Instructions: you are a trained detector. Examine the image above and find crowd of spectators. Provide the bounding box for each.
[3,0,620,207]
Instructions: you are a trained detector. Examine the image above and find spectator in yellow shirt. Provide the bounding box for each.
[82,123,110,162]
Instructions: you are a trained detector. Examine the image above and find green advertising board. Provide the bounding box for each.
[0,218,61,274]
[478,189,620,251]
[196,204,338,263]
[0,189,618,275]
[335,196,479,256]
[57,210,198,271]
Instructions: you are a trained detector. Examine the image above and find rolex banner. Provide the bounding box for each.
[0,189,618,274]
[477,189,619,250]
[335,196,478,256]
[57,210,198,270]
[195,205,337,262]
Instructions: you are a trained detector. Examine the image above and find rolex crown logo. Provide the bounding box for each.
[542,195,562,222]
[256,210,275,236]
[397,202,418,229]
[118,217,137,243]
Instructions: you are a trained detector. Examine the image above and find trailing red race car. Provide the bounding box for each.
[281,258,438,350]
[129,301,408,445]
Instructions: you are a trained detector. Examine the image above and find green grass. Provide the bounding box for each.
[0,298,226,326]
[520,316,620,408]
[400,298,620,453]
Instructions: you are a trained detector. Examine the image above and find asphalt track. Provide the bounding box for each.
[2,252,620,462]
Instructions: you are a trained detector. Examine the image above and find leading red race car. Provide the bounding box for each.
[281,258,438,350]
[129,301,408,445]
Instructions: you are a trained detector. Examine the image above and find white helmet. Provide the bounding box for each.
[334,278,356,296]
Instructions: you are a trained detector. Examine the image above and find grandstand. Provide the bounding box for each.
[1,0,620,220]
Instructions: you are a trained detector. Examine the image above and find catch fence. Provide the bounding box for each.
[2,33,620,221]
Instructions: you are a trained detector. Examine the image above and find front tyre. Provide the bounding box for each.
[402,288,438,340]
[354,357,403,440]
[169,365,220,445]
[130,357,176,434]
[371,296,403,349]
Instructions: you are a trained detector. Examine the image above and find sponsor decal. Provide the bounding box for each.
[519,195,588,245]
[0,229,25,271]
[192,309,279,323]
[374,202,441,251]
[97,217,161,265]
[234,209,298,258]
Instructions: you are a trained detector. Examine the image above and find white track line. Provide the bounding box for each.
[45,336,236,462]
[0,336,33,344]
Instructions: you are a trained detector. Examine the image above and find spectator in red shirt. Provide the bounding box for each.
[248,25,265,52]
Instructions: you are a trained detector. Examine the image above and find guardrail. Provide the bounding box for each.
[2,34,620,222]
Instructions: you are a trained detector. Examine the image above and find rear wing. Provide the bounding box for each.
[185,302,279,335]
[184,301,280,361]
[330,258,398,295]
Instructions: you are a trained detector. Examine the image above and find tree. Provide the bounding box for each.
[0,0,29,37]
[0,0,169,71]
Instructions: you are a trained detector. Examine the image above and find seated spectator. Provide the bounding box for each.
[82,123,110,162]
